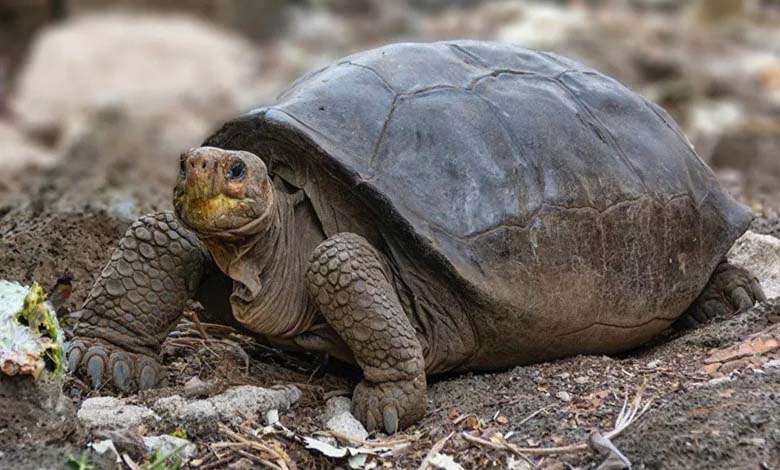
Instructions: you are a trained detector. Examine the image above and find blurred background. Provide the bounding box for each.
[0,0,779,307]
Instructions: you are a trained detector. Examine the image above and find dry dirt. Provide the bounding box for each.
[2,129,779,469]
[2,2,780,469]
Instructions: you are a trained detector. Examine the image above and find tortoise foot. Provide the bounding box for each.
[351,374,426,434]
[67,337,164,392]
[675,261,767,329]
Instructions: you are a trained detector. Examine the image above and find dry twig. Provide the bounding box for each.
[219,424,292,470]
[321,430,419,448]
[517,405,555,427]
[463,385,652,459]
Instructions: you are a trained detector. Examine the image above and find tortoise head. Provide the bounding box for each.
[174,147,275,236]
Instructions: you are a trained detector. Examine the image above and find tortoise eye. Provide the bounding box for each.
[228,161,246,180]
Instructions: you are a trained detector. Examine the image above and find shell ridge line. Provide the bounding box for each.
[470,88,546,218]
[339,61,397,94]
[467,69,544,90]
[463,192,693,241]
[367,94,400,178]
[552,72,655,197]
[446,43,491,69]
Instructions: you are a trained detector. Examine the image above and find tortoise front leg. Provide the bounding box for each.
[306,233,426,433]
[67,211,209,391]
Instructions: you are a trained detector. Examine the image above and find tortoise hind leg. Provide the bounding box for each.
[674,261,766,329]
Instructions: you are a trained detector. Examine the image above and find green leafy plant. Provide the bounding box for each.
[65,450,95,470]
[145,444,186,470]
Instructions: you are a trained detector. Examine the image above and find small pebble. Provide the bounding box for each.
[556,391,572,402]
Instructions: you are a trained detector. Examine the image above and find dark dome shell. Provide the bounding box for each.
[205,41,751,353]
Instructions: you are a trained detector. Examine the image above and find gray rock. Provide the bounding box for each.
[77,396,161,431]
[321,397,367,443]
[152,385,301,434]
[325,412,368,443]
[728,231,780,299]
[77,385,300,435]
[322,396,352,423]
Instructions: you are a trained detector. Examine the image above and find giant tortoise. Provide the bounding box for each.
[67,41,764,433]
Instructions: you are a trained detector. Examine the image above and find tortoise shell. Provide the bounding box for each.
[204,41,750,368]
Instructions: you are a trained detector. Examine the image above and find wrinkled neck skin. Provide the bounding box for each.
[201,190,319,339]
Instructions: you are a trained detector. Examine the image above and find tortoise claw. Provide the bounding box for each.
[86,351,107,388]
[109,352,133,392]
[352,375,426,434]
[729,287,754,311]
[676,262,766,330]
[67,341,84,374]
[751,278,767,302]
[67,337,163,393]
[383,406,399,435]
[138,361,161,390]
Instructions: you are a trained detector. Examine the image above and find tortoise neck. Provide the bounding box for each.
[205,189,318,338]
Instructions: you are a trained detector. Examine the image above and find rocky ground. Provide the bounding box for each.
[1,1,780,469]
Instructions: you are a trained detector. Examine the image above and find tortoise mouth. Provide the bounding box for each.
[173,147,274,236]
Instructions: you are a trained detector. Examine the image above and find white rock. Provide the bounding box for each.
[0,122,56,173]
[143,435,196,461]
[77,396,160,431]
[10,12,259,140]
[765,360,780,369]
[556,391,572,402]
[494,2,587,49]
[728,231,780,299]
[322,396,352,423]
[706,376,734,387]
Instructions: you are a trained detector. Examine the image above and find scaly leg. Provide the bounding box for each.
[67,212,210,391]
[306,233,426,433]
[675,261,766,329]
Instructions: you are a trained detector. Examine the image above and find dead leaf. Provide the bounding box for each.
[703,363,721,376]
[304,437,348,458]
[429,453,465,470]
[688,407,711,416]
[705,335,779,364]
[720,358,752,374]
[465,416,480,431]
[718,389,735,398]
